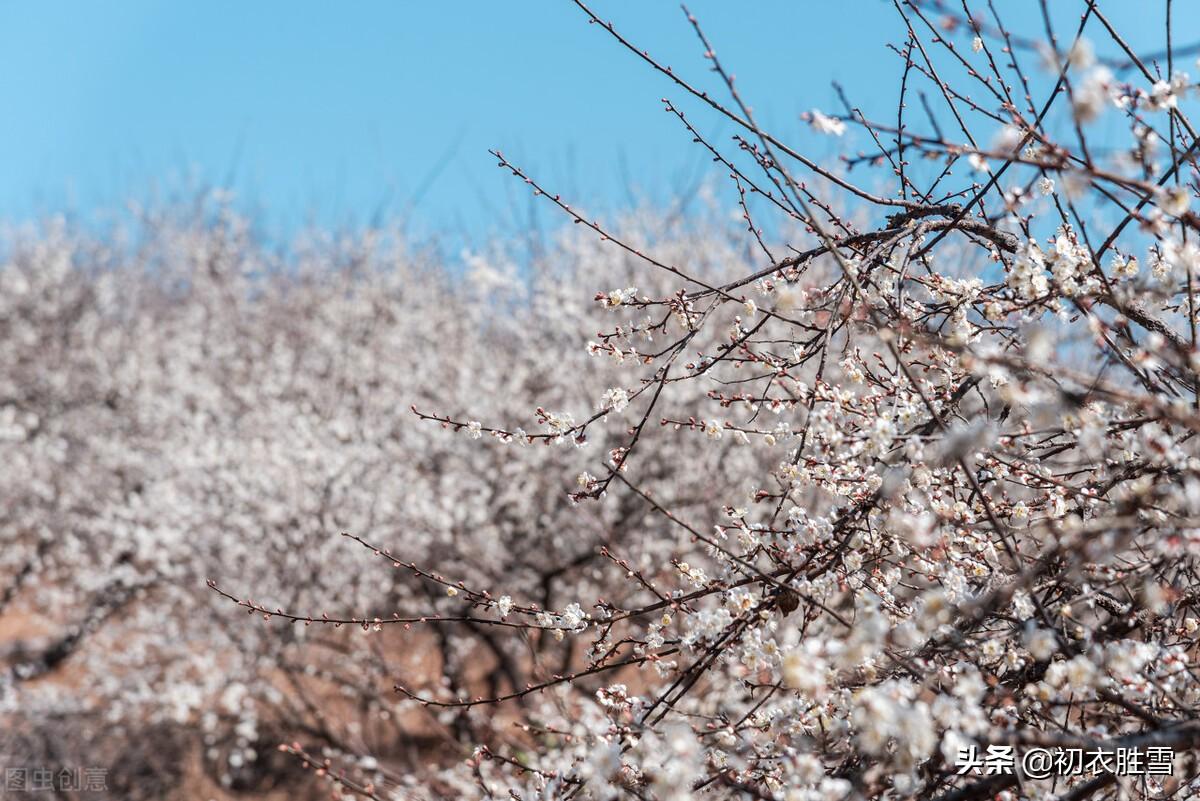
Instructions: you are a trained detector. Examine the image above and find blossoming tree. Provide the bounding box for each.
[232,2,1200,798]
[4,1,1200,800]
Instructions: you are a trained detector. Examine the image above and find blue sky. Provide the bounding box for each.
[0,2,1193,243]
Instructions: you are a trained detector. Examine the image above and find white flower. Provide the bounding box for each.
[1163,186,1191,217]
[560,602,587,630]
[1072,65,1116,122]
[1007,241,1049,300]
[1038,176,1055,196]
[782,641,828,696]
[496,596,513,618]
[544,410,576,435]
[601,387,629,413]
[1024,626,1057,660]
[1152,252,1173,280]
[1111,253,1139,278]
[808,109,846,136]
[1065,655,1098,691]
[466,421,483,439]
[852,680,937,767]
[1163,238,1200,278]
[603,286,638,306]
[971,36,984,53]
[1067,38,1095,69]
[1149,79,1179,111]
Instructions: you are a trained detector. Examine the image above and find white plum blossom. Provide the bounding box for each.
[807,109,846,136]
[600,387,629,412]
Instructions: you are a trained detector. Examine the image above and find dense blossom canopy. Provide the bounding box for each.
[0,203,753,796]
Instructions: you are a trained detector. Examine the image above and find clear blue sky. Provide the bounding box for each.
[0,2,1191,242]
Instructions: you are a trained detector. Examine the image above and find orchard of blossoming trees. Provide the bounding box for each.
[5,0,1200,799]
